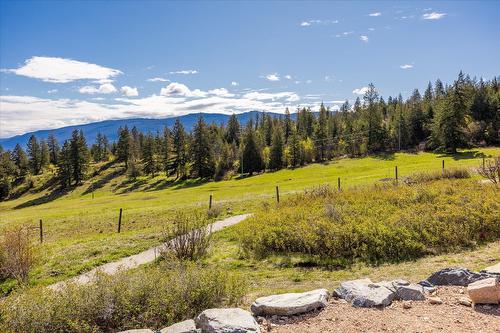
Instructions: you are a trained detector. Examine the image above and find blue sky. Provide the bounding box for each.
[1,1,499,138]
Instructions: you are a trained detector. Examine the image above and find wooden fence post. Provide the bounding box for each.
[338,177,341,191]
[118,208,123,233]
[395,166,398,182]
[442,160,445,176]
[39,219,43,243]
[209,194,213,209]
[276,186,280,203]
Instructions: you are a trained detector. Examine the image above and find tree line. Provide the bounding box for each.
[0,71,498,199]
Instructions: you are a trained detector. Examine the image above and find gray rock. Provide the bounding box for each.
[395,283,426,301]
[195,308,260,333]
[118,330,154,333]
[334,279,396,307]
[251,289,329,316]
[481,262,500,275]
[420,267,494,286]
[160,319,200,333]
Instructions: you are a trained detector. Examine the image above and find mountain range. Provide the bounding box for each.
[0,111,287,150]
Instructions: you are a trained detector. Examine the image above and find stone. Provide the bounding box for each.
[333,278,373,300]
[402,301,412,309]
[428,296,442,305]
[195,308,260,333]
[467,277,500,305]
[420,267,494,287]
[395,283,426,301]
[481,262,500,275]
[251,289,329,316]
[160,319,200,333]
[118,330,154,333]
[458,297,472,307]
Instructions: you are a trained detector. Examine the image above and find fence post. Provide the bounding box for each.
[209,194,213,209]
[276,186,280,203]
[118,208,122,233]
[483,156,485,169]
[338,177,341,191]
[395,166,398,182]
[39,219,43,243]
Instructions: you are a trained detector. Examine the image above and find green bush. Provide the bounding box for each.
[0,262,245,333]
[238,178,499,265]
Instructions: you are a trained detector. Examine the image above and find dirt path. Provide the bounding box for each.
[49,214,251,290]
[262,286,499,333]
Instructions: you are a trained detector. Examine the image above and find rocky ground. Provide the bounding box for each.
[260,286,499,333]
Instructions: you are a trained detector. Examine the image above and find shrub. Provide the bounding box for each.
[0,262,245,333]
[161,211,211,260]
[238,178,499,265]
[477,156,500,184]
[0,226,36,284]
[404,167,470,184]
[207,204,223,219]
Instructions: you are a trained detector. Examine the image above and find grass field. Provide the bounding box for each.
[0,147,498,290]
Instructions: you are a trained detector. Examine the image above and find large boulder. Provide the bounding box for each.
[160,319,200,333]
[481,262,500,275]
[251,289,329,316]
[195,308,260,333]
[467,277,500,305]
[118,330,154,333]
[420,267,494,287]
[333,279,396,307]
[394,283,426,301]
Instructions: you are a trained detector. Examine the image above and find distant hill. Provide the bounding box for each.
[0,111,287,150]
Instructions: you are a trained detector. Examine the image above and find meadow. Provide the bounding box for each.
[0,148,498,290]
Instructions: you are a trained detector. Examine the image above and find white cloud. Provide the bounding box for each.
[368,28,375,31]
[208,88,234,97]
[169,69,198,75]
[369,12,381,17]
[231,81,239,87]
[400,64,414,69]
[160,82,207,97]
[265,73,280,81]
[4,56,122,83]
[353,87,369,95]
[300,21,311,27]
[300,19,338,27]
[243,91,300,102]
[360,35,369,42]
[47,89,58,94]
[147,77,169,82]
[284,75,292,80]
[422,12,446,20]
[120,86,139,97]
[79,83,117,94]
[324,75,333,82]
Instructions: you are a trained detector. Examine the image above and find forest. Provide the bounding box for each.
[0,71,498,199]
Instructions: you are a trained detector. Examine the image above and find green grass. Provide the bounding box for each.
[0,148,498,289]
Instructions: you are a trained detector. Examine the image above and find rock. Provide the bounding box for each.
[480,262,500,275]
[394,283,426,301]
[420,267,494,286]
[402,301,412,309]
[251,289,329,316]
[467,277,500,305]
[352,284,396,307]
[160,319,200,333]
[118,330,154,333]
[458,297,472,307]
[333,278,373,300]
[195,308,260,333]
[428,296,443,305]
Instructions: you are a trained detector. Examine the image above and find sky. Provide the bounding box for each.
[0,1,499,138]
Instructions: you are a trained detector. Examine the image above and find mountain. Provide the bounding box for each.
[0,111,286,150]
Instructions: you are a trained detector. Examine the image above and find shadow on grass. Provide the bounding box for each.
[373,152,396,161]
[14,187,70,209]
[438,150,488,161]
[83,166,126,195]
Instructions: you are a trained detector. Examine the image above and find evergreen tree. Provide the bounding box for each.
[47,133,60,165]
[57,140,73,188]
[142,133,158,177]
[40,139,50,169]
[26,135,42,174]
[0,150,16,200]
[12,144,29,178]
[172,118,188,179]
[284,108,292,143]
[269,125,284,170]
[191,116,215,178]
[242,123,264,175]
[288,125,300,168]
[313,103,328,161]
[226,114,240,145]
[70,130,89,185]
[161,126,171,175]
[116,126,130,167]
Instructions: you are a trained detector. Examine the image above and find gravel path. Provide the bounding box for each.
[49,214,251,290]
[261,286,499,332]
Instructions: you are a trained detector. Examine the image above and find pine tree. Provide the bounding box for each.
[161,126,171,175]
[313,103,328,161]
[26,135,42,174]
[242,122,264,175]
[269,125,284,170]
[40,140,50,169]
[288,125,300,168]
[142,133,158,177]
[284,108,292,143]
[116,126,130,167]
[191,116,215,178]
[172,118,188,179]
[12,144,29,178]
[363,83,383,152]
[70,130,90,185]
[226,114,240,145]
[57,140,73,188]
[0,150,16,200]
[47,133,60,165]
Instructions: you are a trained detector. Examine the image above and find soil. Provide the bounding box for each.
[260,286,499,333]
